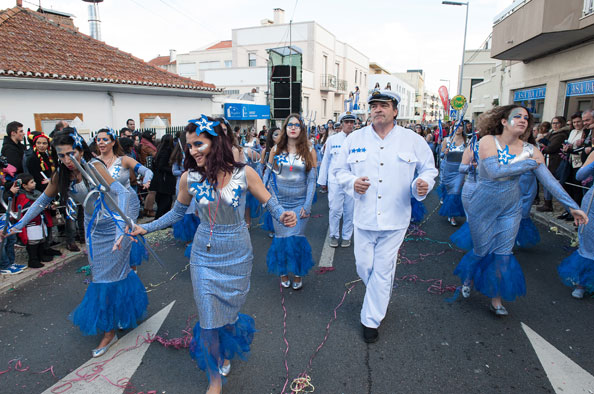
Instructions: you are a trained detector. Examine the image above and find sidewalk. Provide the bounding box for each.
[530,205,578,240]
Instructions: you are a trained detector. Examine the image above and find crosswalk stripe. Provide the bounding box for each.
[318,228,335,268]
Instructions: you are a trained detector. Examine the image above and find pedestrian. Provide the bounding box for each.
[49,120,67,139]
[150,134,176,219]
[558,150,594,298]
[259,127,281,238]
[317,111,356,248]
[9,129,148,357]
[0,178,26,275]
[129,115,296,393]
[138,131,157,217]
[438,124,467,226]
[333,89,438,342]
[95,128,153,268]
[453,105,587,316]
[126,118,136,133]
[264,114,317,290]
[2,121,26,174]
[562,112,587,207]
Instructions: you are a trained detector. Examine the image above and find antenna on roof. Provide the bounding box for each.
[82,0,103,40]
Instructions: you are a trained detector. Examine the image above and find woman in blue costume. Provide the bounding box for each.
[95,128,153,268]
[259,127,281,238]
[8,129,146,357]
[453,106,587,316]
[438,124,467,226]
[241,145,262,228]
[264,114,317,291]
[558,151,594,299]
[515,133,540,248]
[172,131,200,244]
[130,116,296,394]
[450,137,480,252]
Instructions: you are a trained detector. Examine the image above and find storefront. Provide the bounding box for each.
[513,85,546,123]
[565,78,594,117]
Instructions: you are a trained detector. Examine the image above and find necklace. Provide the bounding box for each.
[102,154,116,168]
[287,152,298,172]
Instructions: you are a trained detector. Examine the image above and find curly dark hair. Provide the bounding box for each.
[184,118,244,185]
[477,104,534,141]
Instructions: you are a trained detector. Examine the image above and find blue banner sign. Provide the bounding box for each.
[566,79,594,97]
[513,86,546,102]
[224,103,270,120]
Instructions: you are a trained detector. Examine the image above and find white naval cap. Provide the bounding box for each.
[338,111,357,122]
[367,89,401,105]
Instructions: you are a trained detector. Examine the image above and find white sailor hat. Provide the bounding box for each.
[367,89,401,105]
[338,111,357,122]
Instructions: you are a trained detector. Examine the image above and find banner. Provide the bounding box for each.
[438,85,450,115]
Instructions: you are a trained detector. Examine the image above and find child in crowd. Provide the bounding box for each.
[0,176,26,275]
[15,174,54,268]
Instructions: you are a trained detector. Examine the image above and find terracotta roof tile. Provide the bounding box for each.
[0,7,218,92]
[206,40,232,50]
[148,55,174,67]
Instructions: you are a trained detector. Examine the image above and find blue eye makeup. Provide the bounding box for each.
[96,137,110,143]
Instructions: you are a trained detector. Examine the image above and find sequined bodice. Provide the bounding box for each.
[187,167,248,225]
[108,156,131,189]
[273,152,308,183]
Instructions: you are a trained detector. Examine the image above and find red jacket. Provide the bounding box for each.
[15,192,53,245]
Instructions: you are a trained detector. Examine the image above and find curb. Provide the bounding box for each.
[0,249,85,296]
[530,207,577,240]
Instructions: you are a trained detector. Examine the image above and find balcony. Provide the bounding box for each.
[491,0,594,62]
[337,79,348,92]
[320,74,337,91]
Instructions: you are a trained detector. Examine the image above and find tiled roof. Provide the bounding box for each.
[0,7,218,92]
[206,40,232,50]
[148,56,176,67]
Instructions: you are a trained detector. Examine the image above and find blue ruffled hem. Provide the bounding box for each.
[129,239,149,267]
[173,213,200,242]
[266,236,315,277]
[558,251,594,292]
[410,198,427,223]
[245,192,263,218]
[473,253,526,301]
[437,183,446,200]
[439,193,465,217]
[189,313,256,381]
[450,222,473,251]
[69,271,148,335]
[260,211,275,233]
[515,217,541,249]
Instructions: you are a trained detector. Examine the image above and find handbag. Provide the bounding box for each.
[54,209,65,226]
[26,223,46,241]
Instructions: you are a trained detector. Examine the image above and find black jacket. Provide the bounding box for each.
[26,151,53,192]
[150,146,176,195]
[1,136,25,174]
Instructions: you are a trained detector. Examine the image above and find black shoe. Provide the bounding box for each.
[362,324,379,343]
[45,247,62,256]
[41,254,53,262]
[67,243,81,252]
[557,212,571,220]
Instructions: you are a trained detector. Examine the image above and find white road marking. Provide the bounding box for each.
[318,227,335,268]
[522,322,594,393]
[43,301,176,394]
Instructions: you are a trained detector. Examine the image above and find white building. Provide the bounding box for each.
[0,5,218,142]
[394,70,426,123]
[152,9,370,125]
[368,63,415,125]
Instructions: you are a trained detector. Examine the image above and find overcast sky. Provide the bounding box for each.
[3,0,512,93]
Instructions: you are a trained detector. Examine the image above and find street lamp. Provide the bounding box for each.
[442,1,469,96]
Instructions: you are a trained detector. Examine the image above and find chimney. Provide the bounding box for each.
[16,0,22,7]
[169,49,177,63]
[87,3,101,40]
[273,8,285,24]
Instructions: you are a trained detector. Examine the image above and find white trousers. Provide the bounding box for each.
[354,227,407,328]
[328,182,354,240]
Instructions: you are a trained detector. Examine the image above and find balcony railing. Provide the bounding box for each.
[337,79,348,92]
[585,0,594,16]
[320,74,337,90]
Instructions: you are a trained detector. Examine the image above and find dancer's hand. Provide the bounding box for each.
[354,176,370,194]
[299,207,310,219]
[113,235,124,251]
[416,179,429,196]
[142,181,151,190]
[570,209,589,226]
[280,211,297,227]
[127,224,148,237]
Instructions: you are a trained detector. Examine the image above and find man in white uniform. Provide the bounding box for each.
[333,90,438,343]
[318,111,357,247]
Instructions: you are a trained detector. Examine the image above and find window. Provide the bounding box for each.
[223,89,240,95]
[139,113,171,128]
[469,78,484,103]
[322,98,327,117]
[335,63,340,79]
[34,113,83,133]
[199,61,220,70]
[304,96,310,114]
[364,73,367,88]
[224,60,232,68]
[178,62,197,77]
[354,69,357,83]
[323,55,328,76]
[248,53,257,67]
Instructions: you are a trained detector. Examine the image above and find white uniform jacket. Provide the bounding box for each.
[318,131,347,186]
[333,124,438,231]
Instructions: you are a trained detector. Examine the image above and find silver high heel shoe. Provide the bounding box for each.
[219,361,231,377]
[92,334,118,358]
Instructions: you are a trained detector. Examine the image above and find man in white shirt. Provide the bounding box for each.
[318,111,357,247]
[333,90,438,343]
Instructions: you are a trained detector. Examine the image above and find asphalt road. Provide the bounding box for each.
[1,189,593,394]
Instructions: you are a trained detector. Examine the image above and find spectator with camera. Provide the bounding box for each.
[0,172,25,275]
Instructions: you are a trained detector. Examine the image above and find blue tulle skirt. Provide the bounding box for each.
[450,222,473,251]
[469,253,526,301]
[558,251,594,292]
[260,211,275,233]
[69,271,148,335]
[439,193,465,217]
[266,236,315,277]
[129,240,149,267]
[173,213,200,242]
[245,192,263,218]
[515,217,541,249]
[410,198,427,223]
[189,313,256,382]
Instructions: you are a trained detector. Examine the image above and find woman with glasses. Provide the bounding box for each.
[264,114,317,290]
[95,128,153,268]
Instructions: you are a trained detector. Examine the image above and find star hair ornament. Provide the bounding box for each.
[188,115,219,137]
[69,129,84,150]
